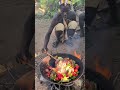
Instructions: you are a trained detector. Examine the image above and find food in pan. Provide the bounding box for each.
[45,56,80,82]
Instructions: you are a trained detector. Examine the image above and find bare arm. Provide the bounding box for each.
[43,15,58,49]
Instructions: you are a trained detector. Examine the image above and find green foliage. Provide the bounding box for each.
[72,0,84,5]
[38,0,84,18]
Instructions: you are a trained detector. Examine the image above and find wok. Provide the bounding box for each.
[40,53,84,85]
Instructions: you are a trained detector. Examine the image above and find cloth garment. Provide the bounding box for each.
[54,21,77,42]
[54,21,78,31]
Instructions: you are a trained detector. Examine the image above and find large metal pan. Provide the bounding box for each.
[40,53,84,85]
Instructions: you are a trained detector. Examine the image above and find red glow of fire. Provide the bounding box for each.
[74,51,81,59]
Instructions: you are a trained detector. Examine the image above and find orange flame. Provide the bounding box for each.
[95,56,112,79]
[74,51,81,59]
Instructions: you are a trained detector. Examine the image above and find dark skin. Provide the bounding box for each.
[42,4,76,52]
[16,8,35,63]
[43,13,60,51]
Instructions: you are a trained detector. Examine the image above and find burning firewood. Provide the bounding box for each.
[74,51,81,59]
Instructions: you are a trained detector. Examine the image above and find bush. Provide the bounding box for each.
[37,0,84,18]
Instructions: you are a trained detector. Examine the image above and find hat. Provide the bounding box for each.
[59,0,72,5]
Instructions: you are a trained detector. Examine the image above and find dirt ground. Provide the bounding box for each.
[35,17,85,90]
[35,18,85,53]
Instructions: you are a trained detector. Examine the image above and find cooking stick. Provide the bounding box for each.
[46,52,58,61]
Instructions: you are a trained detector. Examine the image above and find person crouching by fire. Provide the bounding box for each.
[42,0,78,52]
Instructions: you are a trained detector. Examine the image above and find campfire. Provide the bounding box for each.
[39,50,115,90]
[73,51,81,59]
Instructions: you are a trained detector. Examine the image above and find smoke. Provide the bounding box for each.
[65,33,81,54]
